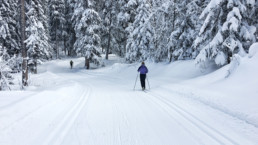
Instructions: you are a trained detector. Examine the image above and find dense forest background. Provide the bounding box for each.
[0,0,257,90]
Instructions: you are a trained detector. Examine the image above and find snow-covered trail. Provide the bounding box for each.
[0,57,258,145]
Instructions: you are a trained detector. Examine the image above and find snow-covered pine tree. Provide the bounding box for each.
[20,0,28,87]
[116,0,138,57]
[0,10,10,50]
[194,0,256,67]
[126,0,155,62]
[25,0,51,74]
[0,1,21,90]
[40,0,53,58]
[0,12,10,90]
[49,0,65,59]
[73,0,102,69]
[150,0,164,8]
[64,0,76,56]
[147,1,175,62]
[239,0,257,50]
[101,0,118,59]
[253,1,258,40]
[0,46,14,91]
[168,0,204,62]
[0,0,20,56]
[188,0,209,58]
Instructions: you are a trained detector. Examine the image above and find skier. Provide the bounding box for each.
[137,61,148,90]
[70,60,73,69]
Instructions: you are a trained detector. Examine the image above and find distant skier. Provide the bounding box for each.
[70,60,73,69]
[137,61,148,90]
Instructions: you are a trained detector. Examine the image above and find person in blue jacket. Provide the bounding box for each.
[137,61,148,90]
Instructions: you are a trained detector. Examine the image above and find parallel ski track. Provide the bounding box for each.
[162,87,258,128]
[112,94,144,145]
[0,91,75,132]
[144,91,239,145]
[42,86,92,145]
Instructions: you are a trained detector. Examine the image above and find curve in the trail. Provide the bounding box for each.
[2,61,257,145]
[60,69,257,145]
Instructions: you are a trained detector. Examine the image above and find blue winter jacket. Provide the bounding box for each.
[138,65,148,74]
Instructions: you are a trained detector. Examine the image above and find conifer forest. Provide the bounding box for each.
[1,1,258,145]
[0,0,258,90]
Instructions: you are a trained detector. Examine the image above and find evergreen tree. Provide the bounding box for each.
[168,0,204,62]
[64,0,76,56]
[253,1,258,40]
[0,0,20,56]
[40,0,53,58]
[73,0,102,69]
[25,0,51,74]
[116,0,139,57]
[126,0,155,62]
[49,0,65,59]
[151,1,176,62]
[150,0,164,8]
[194,0,256,66]
[0,12,11,90]
[21,0,28,87]
[0,11,9,51]
[0,42,14,90]
[101,0,118,59]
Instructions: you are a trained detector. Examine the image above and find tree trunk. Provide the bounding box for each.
[228,51,232,64]
[168,0,176,63]
[106,32,111,60]
[55,27,59,59]
[106,13,113,60]
[85,57,90,69]
[123,38,127,57]
[0,72,2,91]
[21,0,28,87]
[169,53,172,62]
[34,59,37,74]
[64,39,66,56]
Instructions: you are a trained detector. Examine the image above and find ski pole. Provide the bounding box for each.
[146,75,150,90]
[133,73,139,91]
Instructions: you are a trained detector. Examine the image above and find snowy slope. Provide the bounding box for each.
[0,53,258,145]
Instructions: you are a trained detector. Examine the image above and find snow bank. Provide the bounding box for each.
[248,42,258,58]
[172,44,258,128]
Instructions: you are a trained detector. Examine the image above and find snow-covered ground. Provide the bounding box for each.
[0,51,258,145]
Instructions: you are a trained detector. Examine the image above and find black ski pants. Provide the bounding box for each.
[140,74,146,88]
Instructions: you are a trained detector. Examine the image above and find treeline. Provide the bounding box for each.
[0,0,257,90]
